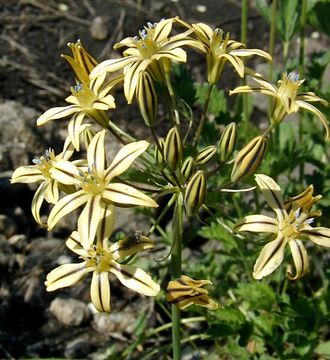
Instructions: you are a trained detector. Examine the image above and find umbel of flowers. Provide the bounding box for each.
[10,16,330,360]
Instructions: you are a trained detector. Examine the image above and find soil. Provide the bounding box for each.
[0,1,270,359]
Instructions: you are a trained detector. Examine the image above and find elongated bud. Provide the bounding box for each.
[231,135,268,182]
[181,156,195,181]
[184,170,206,217]
[195,145,217,166]
[164,127,183,170]
[154,138,165,166]
[219,122,237,162]
[137,71,158,127]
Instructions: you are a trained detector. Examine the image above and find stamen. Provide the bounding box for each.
[294,208,301,219]
[288,71,300,82]
[305,218,314,225]
[73,82,83,92]
[32,158,41,165]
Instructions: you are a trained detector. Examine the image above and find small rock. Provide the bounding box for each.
[49,297,91,326]
[0,237,14,267]
[0,214,17,238]
[92,310,136,334]
[8,234,27,249]
[90,17,108,40]
[64,338,90,358]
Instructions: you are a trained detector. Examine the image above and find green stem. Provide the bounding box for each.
[193,83,214,148]
[164,71,180,125]
[298,0,307,182]
[241,0,249,129]
[171,199,183,360]
[268,0,277,117]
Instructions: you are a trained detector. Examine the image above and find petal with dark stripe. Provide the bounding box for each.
[300,227,330,247]
[234,215,278,233]
[50,160,80,185]
[31,181,48,225]
[105,140,149,181]
[110,262,160,296]
[37,105,80,126]
[90,56,138,79]
[45,262,91,291]
[103,183,158,208]
[87,130,106,177]
[91,271,111,312]
[11,166,43,184]
[44,179,59,204]
[253,233,287,279]
[152,18,173,43]
[66,231,88,256]
[78,195,103,248]
[97,203,115,247]
[287,239,309,280]
[68,112,86,151]
[124,59,151,103]
[48,190,88,230]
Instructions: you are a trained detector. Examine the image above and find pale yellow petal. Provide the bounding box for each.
[43,178,59,204]
[48,190,88,230]
[234,215,279,233]
[87,130,106,177]
[124,59,151,103]
[105,140,149,181]
[255,174,287,223]
[66,231,88,256]
[96,203,115,247]
[253,233,287,279]
[90,271,111,312]
[220,54,244,77]
[78,195,103,249]
[68,112,86,151]
[45,262,91,291]
[103,183,158,208]
[50,160,80,185]
[31,182,48,225]
[152,18,173,43]
[11,166,43,184]
[111,262,160,296]
[90,56,138,79]
[300,227,330,247]
[37,105,80,126]
[152,48,187,63]
[287,239,309,280]
[230,48,271,61]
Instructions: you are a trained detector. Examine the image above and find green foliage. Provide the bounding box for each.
[308,0,330,36]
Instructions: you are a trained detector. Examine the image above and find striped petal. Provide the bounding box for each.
[96,203,115,247]
[230,48,271,60]
[255,174,287,224]
[66,231,88,256]
[90,271,111,312]
[253,233,287,279]
[220,54,244,77]
[37,105,80,126]
[11,166,43,184]
[87,130,106,176]
[45,262,92,291]
[90,56,138,79]
[44,178,59,204]
[78,195,103,248]
[296,92,328,105]
[192,23,213,42]
[287,239,309,280]
[110,262,160,296]
[234,215,279,233]
[230,86,277,97]
[50,160,80,185]
[103,183,158,208]
[68,112,86,151]
[152,48,187,63]
[296,100,330,140]
[48,190,88,230]
[61,136,75,161]
[31,181,48,225]
[105,140,149,181]
[124,59,151,103]
[170,293,219,310]
[300,227,330,247]
[109,234,154,260]
[153,18,173,43]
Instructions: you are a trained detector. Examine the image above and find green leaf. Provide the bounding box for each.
[236,282,276,311]
[308,0,330,36]
[316,341,330,356]
[195,83,227,117]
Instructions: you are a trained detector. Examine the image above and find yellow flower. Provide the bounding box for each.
[62,40,98,84]
[90,18,199,103]
[11,138,74,225]
[47,130,158,248]
[166,275,218,310]
[230,71,330,139]
[45,227,160,313]
[37,72,121,150]
[234,174,330,280]
[190,23,271,84]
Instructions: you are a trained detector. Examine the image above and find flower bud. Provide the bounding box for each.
[231,135,268,182]
[164,127,183,170]
[195,145,217,166]
[137,71,158,127]
[184,170,206,217]
[218,122,237,162]
[154,138,165,166]
[181,156,195,181]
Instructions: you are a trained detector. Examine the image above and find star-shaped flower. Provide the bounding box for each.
[11,138,74,225]
[90,17,199,103]
[190,23,271,84]
[234,174,330,280]
[47,130,158,248]
[230,71,330,139]
[46,220,160,312]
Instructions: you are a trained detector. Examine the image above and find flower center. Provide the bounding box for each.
[71,81,97,109]
[133,21,163,58]
[32,148,55,179]
[86,245,112,271]
[78,165,105,195]
[278,71,301,102]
